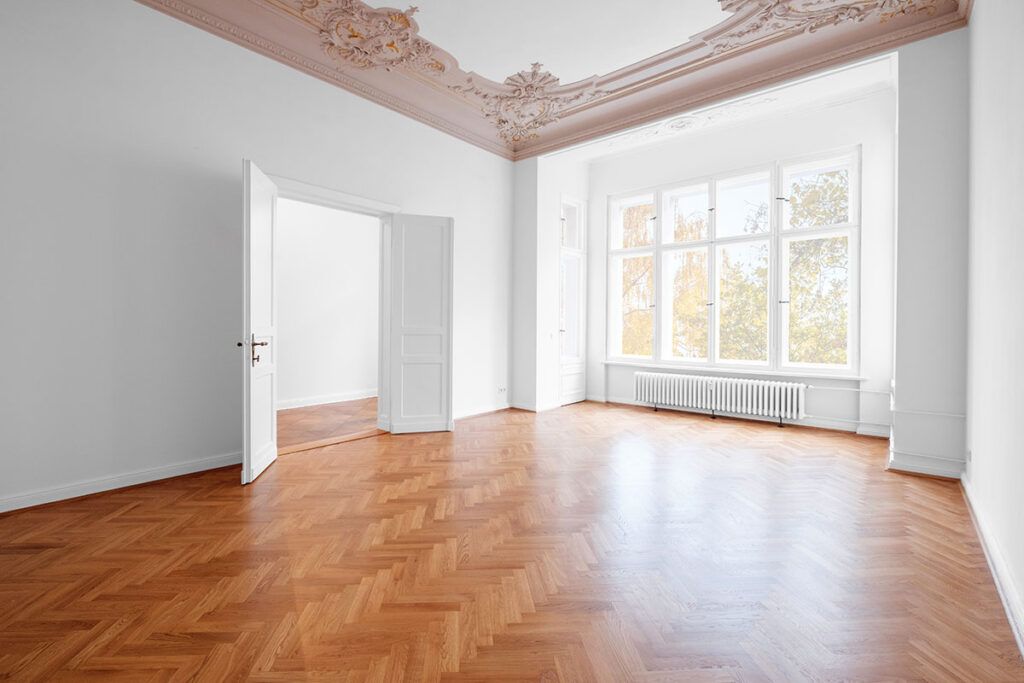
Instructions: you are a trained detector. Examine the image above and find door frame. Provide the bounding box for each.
[266,173,401,434]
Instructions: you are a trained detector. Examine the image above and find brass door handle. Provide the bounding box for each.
[237,335,269,366]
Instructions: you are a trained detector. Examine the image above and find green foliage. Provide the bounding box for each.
[621,254,653,356]
[621,204,654,248]
[718,241,769,362]
[788,170,848,229]
[668,250,707,359]
[788,236,848,364]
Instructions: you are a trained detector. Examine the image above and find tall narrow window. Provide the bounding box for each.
[662,248,708,361]
[609,194,656,358]
[783,234,850,366]
[716,240,769,364]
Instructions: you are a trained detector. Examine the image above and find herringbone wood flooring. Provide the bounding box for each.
[1,403,1021,681]
[277,398,379,451]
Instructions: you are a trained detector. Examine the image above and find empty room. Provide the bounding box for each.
[1,1,1022,680]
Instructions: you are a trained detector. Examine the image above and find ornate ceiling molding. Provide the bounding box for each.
[135,0,969,160]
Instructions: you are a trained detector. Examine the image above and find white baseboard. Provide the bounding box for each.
[962,477,1024,658]
[454,403,510,420]
[857,423,892,438]
[887,448,965,479]
[0,450,243,514]
[276,389,377,411]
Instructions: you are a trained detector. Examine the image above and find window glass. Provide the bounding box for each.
[785,235,850,365]
[615,253,654,357]
[783,158,851,230]
[611,195,655,249]
[716,240,769,363]
[663,184,709,243]
[716,171,770,238]
[662,248,708,361]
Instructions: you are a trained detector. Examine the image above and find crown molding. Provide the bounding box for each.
[135,0,967,160]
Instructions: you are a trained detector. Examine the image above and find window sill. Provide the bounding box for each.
[602,359,865,382]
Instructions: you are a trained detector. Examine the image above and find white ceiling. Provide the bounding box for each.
[407,0,730,84]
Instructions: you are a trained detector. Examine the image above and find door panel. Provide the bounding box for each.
[560,199,586,406]
[242,160,278,484]
[382,214,453,434]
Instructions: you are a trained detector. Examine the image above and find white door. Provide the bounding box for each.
[379,214,454,433]
[559,199,586,405]
[241,160,278,484]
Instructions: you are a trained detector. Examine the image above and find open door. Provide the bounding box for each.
[378,214,454,434]
[241,160,278,484]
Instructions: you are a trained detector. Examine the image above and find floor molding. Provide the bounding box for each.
[962,477,1024,658]
[0,451,243,514]
[887,448,965,479]
[277,389,377,411]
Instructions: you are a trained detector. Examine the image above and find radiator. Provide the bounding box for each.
[634,372,806,420]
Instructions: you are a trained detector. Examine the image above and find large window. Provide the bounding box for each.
[608,150,858,373]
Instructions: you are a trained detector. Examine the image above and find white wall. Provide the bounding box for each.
[964,0,1024,651]
[510,159,539,410]
[888,29,970,478]
[276,199,379,410]
[0,1,512,511]
[584,90,897,434]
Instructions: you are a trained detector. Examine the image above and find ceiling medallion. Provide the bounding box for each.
[711,0,947,55]
[301,0,446,72]
[451,64,603,144]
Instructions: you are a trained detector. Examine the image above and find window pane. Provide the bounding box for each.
[786,235,849,365]
[662,248,708,361]
[716,241,769,363]
[611,195,655,249]
[617,253,654,356]
[663,184,709,243]
[561,203,580,248]
[783,158,850,230]
[716,172,770,238]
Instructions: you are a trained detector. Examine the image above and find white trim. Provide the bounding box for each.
[887,448,964,479]
[962,478,1024,659]
[276,389,378,411]
[454,403,511,420]
[268,174,401,216]
[0,451,243,514]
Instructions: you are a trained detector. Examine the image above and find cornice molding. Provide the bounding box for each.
[134,0,967,160]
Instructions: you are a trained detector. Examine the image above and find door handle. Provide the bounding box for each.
[237,335,269,367]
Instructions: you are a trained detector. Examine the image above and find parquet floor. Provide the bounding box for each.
[1,402,1022,681]
[277,398,379,451]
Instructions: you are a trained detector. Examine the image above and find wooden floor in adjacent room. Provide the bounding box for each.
[277,397,381,454]
[1,403,1021,681]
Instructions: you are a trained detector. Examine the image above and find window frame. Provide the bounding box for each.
[606,147,861,376]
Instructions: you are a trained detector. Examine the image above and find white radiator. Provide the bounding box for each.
[634,372,806,420]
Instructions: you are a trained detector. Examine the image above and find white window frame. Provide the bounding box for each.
[606,147,861,377]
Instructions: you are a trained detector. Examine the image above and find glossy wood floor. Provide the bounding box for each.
[277,397,380,453]
[2,403,1021,681]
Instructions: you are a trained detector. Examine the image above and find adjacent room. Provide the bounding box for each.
[2,0,1022,680]
[274,198,383,455]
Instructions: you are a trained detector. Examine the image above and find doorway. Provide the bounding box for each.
[241,162,455,484]
[274,198,384,455]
